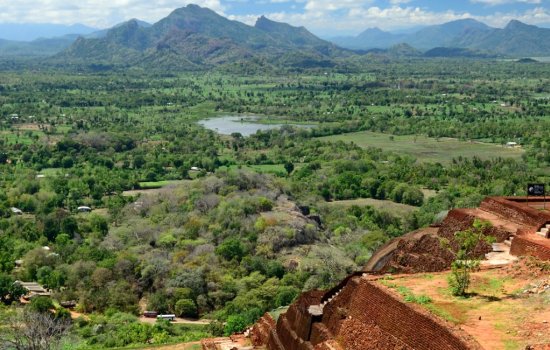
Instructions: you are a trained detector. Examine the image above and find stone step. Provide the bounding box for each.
[536,231,547,237]
[492,243,508,252]
[540,227,549,234]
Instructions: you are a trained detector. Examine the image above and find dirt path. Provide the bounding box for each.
[139,341,201,350]
[139,316,212,325]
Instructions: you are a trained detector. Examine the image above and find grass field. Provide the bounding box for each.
[218,164,289,176]
[319,132,525,164]
[139,180,189,189]
[325,198,418,216]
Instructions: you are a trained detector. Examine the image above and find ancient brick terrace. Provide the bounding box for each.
[245,196,550,350]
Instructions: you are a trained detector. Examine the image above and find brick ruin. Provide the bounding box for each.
[252,275,483,350]
[245,197,550,350]
[364,196,550,273]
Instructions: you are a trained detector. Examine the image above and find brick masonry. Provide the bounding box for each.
[251,196,550,350]
[258,276,483,350]
[510,236,550,261]
[480,197,550,233]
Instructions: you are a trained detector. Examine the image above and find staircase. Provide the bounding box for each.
[536,223,550,238]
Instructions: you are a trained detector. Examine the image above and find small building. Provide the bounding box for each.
[506,142,519,148]
[17,282,51,299]
[77,206,92,213]
[190,166,201,171]
[36,174,46,179]
[10,207,23,215]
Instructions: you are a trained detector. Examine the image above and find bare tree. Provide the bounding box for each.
[0,311,72,350]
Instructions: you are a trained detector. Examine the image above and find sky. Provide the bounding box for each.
[0,0,548,36]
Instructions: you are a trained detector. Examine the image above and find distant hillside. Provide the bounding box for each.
[0,23,98,41]
[462,20,550,57]
[424,47,497,58]
[58,5,351,70]
[331,27,404,49]
[332,19,550,57]
[0,35,79,56]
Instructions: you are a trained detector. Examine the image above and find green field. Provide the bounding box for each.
[319,132,525,164]
[325,198,418,216]
[139,180,189,189]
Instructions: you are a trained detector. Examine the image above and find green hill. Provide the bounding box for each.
[58,4,351,70]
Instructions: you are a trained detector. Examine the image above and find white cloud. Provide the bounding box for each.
[232,2,550,36]
[0,0,548,36]
[471,0,542,5]
[389,0,412,4]
[0,0,226,28]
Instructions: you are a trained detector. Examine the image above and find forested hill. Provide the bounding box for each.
[56,4,350,70]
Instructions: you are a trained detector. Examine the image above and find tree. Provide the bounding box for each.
[0,273,26,304]
[215,238,245,262]
[441,219,494,296]
[29,296,54,313]
[284,162,294,175]
[224,314,248,335]
[0,310,72,350]
[174,299,197,318]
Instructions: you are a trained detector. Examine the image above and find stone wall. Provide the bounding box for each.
[510,236,550,261]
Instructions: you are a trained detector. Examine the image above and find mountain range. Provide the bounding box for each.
[56,5,349,70]
[331,19,550,56]
[0,6,549,67]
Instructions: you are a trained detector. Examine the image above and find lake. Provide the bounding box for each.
[198,115,313,136]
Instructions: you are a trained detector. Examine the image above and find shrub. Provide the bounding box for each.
[224,314,248,335]
[175,299,197,318]
[29,296,54,313]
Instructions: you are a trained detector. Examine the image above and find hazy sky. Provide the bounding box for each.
[0,0,548,35]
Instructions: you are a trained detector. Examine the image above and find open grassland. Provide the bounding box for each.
[319,132,525,164]
[325,198,418,216]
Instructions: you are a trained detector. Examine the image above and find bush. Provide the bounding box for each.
[275,286,299,307]
[224,314,248,335]
[215,238,245,262]
[29,296,54,313]
[175,299,197,318]
[207,320,225,337]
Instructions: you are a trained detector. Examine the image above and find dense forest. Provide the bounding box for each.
[0,58,549,348]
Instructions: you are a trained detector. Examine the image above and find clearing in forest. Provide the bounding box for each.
[319,132,524,164]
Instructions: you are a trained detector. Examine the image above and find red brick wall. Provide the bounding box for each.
[309,323,332,345]
[264,276,483,350]
[510,236,550,261]
[480,197,549,232]
[275,315,314,350]
[251,313,276,347]
[312,340,344,350]
[342,279,483,350]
